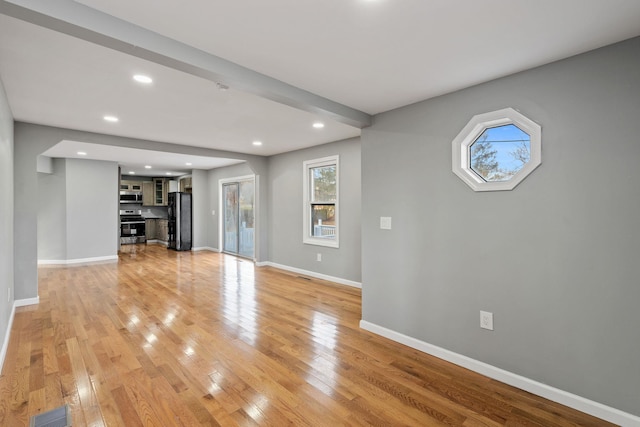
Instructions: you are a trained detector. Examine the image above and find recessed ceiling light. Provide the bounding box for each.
[144,165,152,169]
[312,122,325,129]
[252,141,263,146]
[133,74,153,84]
[186,162,192,166]
[77,151,87,156]
[104,115,119,122]
[166,172,172,176]
[129,171,135,175]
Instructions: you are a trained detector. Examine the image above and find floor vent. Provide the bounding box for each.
[30,405,71,427]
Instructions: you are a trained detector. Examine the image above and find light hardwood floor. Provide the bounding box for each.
[0,244,613,426]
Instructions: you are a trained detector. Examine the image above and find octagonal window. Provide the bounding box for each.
[470,124,531,182]
[452,108,541,191]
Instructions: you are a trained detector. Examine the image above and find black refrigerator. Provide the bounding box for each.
[168,192,192,251]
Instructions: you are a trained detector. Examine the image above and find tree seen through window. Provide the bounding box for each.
[470,124,531,182]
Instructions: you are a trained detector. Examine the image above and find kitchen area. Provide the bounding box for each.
[119,175,192,250]
[35,145,249,266]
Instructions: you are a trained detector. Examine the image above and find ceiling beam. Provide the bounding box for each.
[0,0,372,128]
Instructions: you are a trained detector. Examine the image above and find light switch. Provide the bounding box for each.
[380,216,392,230]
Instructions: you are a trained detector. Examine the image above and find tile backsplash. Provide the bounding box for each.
[119,203,168,219]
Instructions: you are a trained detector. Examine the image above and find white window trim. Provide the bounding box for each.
[452,107,542,192]
[303,155,339,248]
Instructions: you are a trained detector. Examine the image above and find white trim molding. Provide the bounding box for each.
[15,297,40,308]
[360,320,640,427]
[38,255,118,265]
[257,261,361,289]
[146,240,168,246]
[192,246,220,252]
[0,303,16,374]
[1,297,40,373]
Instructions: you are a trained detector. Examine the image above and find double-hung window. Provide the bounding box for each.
[303,155,339,248]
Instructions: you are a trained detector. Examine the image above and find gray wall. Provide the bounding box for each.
[0,77,14,364]
[191,169,208,249]
[361,37,640,415]
[37,158,118,261]
[268,138,361,283]
[14,124,50,299]
[65,159,119,260]
[37,159,67,260]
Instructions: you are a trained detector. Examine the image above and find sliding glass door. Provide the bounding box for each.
[223,179,254,258]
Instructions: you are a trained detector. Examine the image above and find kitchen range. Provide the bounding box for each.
[120,209,146,244]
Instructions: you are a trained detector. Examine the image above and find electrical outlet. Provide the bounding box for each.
[380,216,392,230]
[317,253,322,262]
[480,311,494,330]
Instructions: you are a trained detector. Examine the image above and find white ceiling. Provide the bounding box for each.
[41,140,244,177]
[1,0,640,173]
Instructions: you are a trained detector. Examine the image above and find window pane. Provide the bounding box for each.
[470,124,531,182]
[303,155,339,247]
[311,165,336,202]
[311,204,336,239]
[223,183,238,253]
[238,180,254,258]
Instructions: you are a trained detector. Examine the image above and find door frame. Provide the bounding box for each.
[218,174,257,261]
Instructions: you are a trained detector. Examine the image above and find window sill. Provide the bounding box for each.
[303,237,339,248]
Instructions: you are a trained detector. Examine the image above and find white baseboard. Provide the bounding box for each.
[146,240,168,246]
[192,247,219,252]
[38,255,118,266]
[1,297,39,374]
[258,261,361,289]
[0,303,16,374]
[360,320,640,427]
[15,297,39,308]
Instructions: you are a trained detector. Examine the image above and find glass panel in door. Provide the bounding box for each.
[238,180,254,258]
[223,180,255,258]
[223,183,239,254]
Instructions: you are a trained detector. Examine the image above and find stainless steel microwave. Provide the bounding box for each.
[119,191,143,204]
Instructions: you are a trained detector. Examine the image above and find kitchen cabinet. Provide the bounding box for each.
[145,219,157,239]
[120,180,143,191]
[157,219,169,243]
[179,176,192,193]
[142,181,154,206]
[145,218,169,243]
[137,178,170,206]
[154,178,168,206]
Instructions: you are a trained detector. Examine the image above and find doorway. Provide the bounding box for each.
[222,178,255,259]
